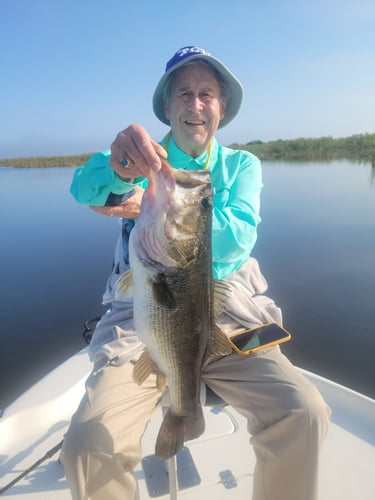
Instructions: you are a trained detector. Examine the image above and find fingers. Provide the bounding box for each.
[110,124,166,179]
[90,204,134,219]
[152,140,168,159]
[90,205,117,217]
[90,187,145,219]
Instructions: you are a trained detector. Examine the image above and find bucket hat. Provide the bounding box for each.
[153,46,243,129]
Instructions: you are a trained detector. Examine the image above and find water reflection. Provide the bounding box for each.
[0,161,374,407]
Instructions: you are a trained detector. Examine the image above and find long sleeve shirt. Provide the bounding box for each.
[70,135,262,280]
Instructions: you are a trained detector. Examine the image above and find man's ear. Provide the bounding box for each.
[164,102,170,120]
[220,103,226,120]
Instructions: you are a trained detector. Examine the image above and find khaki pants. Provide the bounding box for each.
[62,346,330,500]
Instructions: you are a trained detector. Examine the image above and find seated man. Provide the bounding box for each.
[63,46,330,500]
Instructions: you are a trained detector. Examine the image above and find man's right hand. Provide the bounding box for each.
[110,124,168,179]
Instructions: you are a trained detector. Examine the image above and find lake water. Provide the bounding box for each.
[0,160,374,409]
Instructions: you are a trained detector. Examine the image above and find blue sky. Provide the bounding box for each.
[1,0,374,158]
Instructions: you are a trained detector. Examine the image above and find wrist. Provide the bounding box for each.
[115,171,134,184]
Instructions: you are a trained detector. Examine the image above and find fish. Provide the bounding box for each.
[117,157,231,459]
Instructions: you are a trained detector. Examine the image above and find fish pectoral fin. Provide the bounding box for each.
[213,280,230,320]
[115,270,134,298]
[151,274,178,309]
[155,410,185,459]
[210,325,233,356]
[132,350,156,385]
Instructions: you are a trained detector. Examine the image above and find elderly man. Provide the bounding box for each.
[63,46,330,500]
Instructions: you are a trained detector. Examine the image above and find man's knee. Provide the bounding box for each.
[62,418,115,467]
[295,383,331,442]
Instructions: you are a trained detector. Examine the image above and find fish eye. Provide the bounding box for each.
[201,197,212,209]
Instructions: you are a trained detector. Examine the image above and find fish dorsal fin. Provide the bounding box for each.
[133,350,155,386]
[116,270,134,298]
[152,273,178,309]
[213,280,230,320]
[210,325,233,356]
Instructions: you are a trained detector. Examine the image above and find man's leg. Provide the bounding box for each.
[63,360,160,500]
[203,347,331,500]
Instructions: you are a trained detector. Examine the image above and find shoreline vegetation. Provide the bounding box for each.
[0,133,374,168]
[232,133,375,164]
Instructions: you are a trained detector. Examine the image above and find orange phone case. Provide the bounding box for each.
[227,322,292,356]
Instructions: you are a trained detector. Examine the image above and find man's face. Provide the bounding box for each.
[164,63,226,157]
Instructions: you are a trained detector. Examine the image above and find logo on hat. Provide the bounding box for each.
[165,46,212,72]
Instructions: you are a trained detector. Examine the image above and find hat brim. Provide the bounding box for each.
[152,54,243,129]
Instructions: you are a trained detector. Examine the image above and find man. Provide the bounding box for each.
[64,46,330,500]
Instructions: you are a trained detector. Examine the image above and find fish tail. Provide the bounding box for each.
[154,407,205,459]
[184,405,205,441]
[155,410,185,459]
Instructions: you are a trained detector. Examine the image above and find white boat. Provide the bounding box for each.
[0,347,374,499]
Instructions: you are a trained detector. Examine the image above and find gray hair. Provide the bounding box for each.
[161,59,229,108]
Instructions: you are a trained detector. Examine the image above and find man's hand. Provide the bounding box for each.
[90,186,145,219]
[110,124,167,179]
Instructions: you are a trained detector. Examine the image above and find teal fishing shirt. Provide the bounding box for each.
[70,135,262,280]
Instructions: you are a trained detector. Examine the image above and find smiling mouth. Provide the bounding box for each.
[185,120,205,126]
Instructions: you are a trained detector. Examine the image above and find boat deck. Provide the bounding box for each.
[0,349,374,499]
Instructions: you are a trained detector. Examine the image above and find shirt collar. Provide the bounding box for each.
[162,134,218,170]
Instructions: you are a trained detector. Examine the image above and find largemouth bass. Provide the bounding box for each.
[117,158,231,459]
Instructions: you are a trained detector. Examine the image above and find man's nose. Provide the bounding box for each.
[188,95,203,111]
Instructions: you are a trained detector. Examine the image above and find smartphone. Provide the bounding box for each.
[228,322,292,356]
